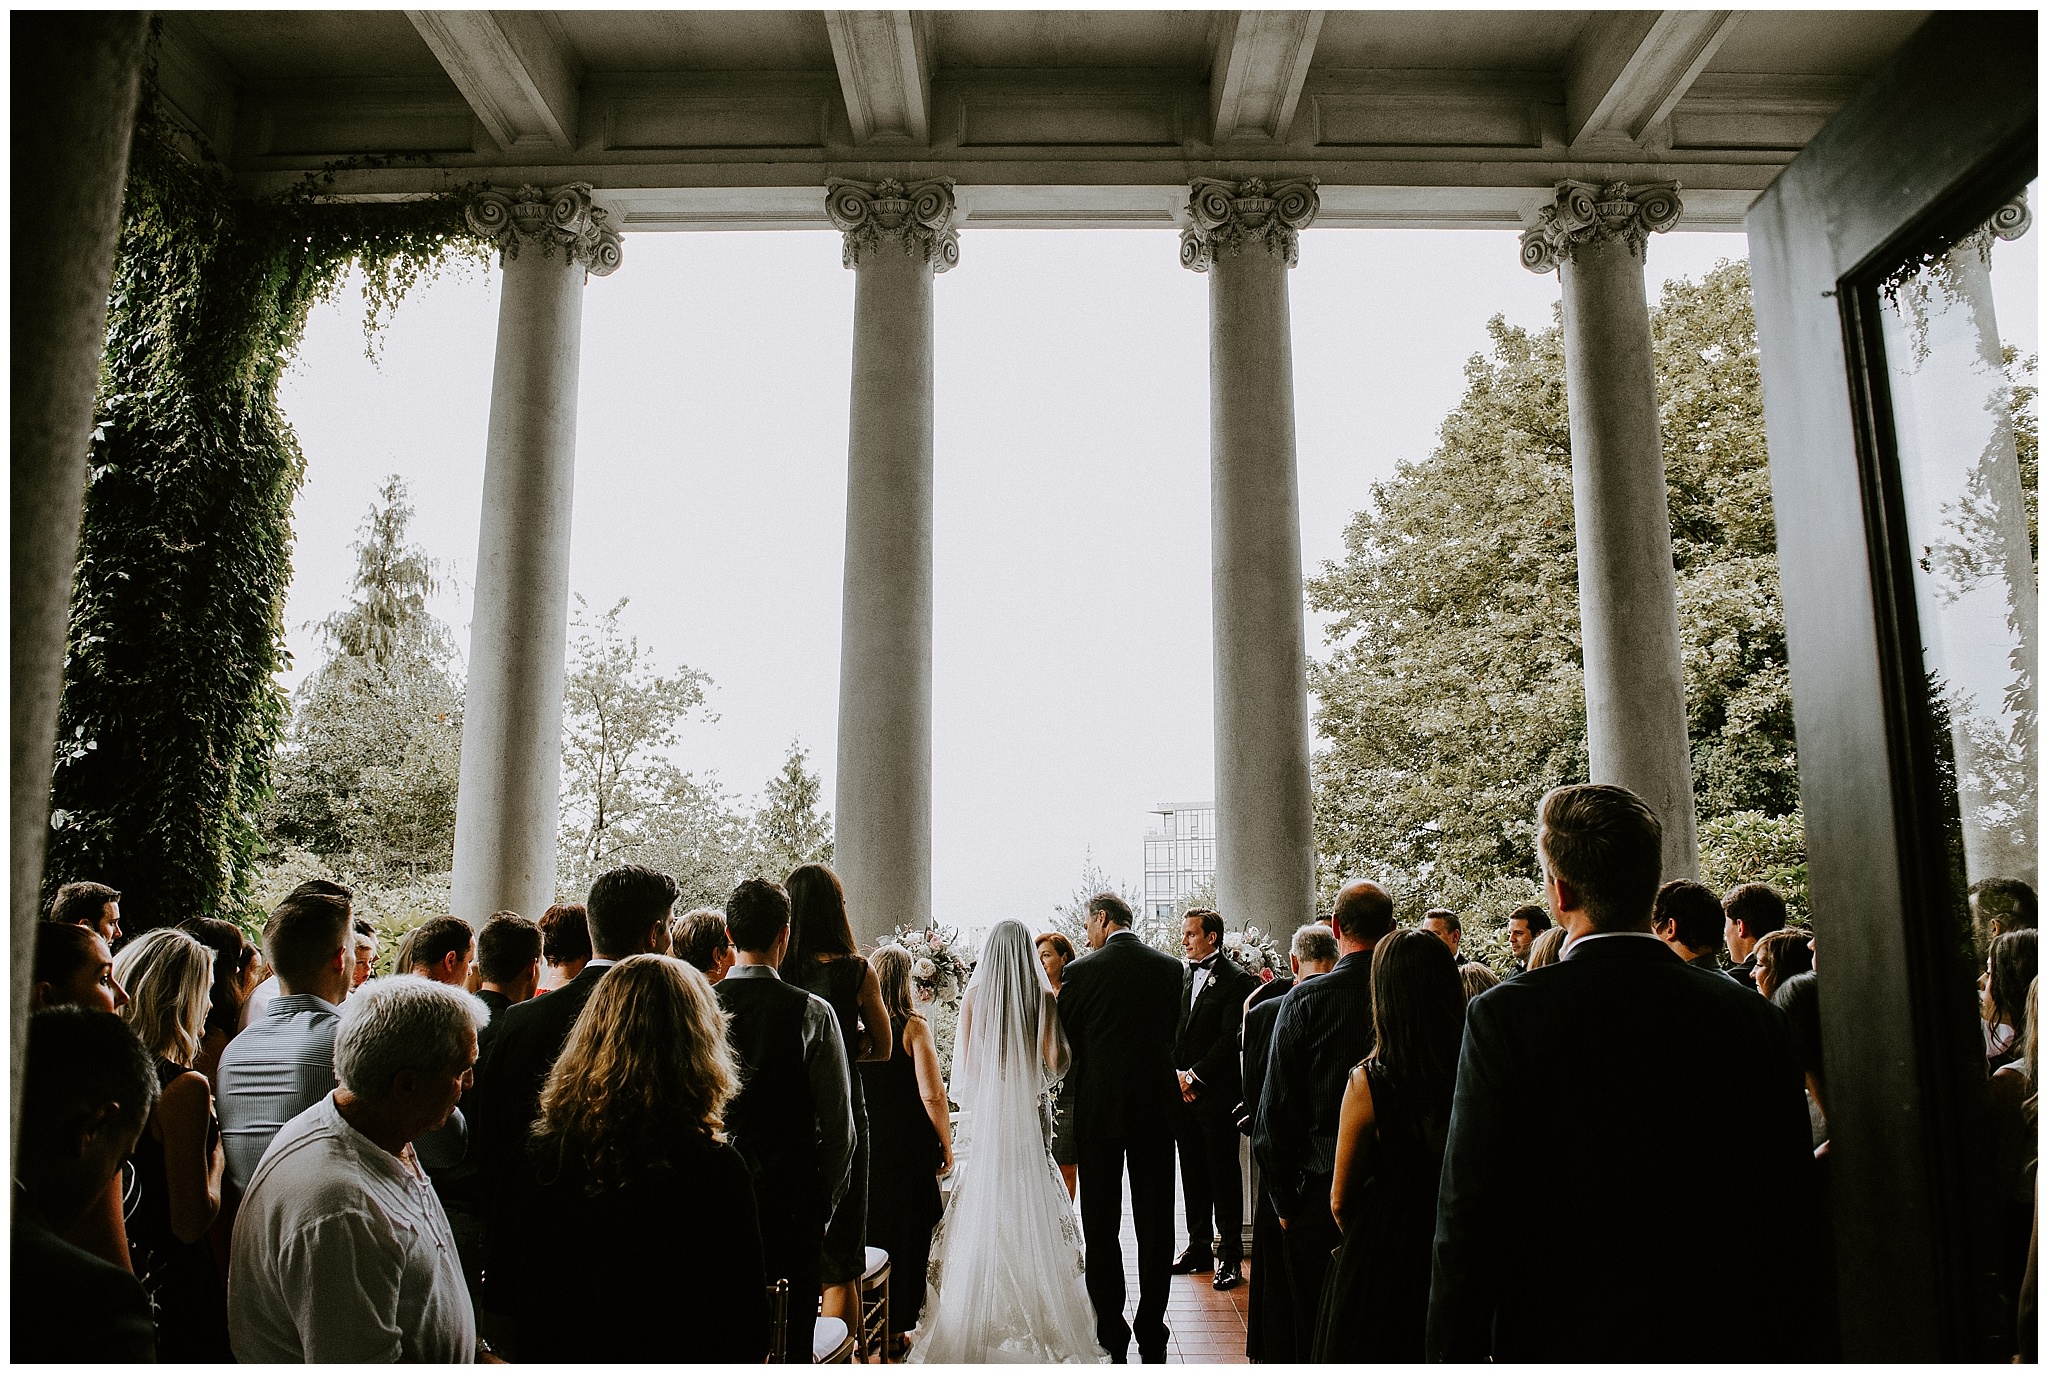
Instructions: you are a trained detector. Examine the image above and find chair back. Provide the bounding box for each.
[766,1278,790,1363]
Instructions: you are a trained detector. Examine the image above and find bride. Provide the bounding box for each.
[908,919,1107,1364]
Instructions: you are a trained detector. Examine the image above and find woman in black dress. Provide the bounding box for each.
[113,927,230,1362]
[861,943,954,1356]
[784,863,892,1324]
[1313,927,1467,1362]
[506,954,769,1363]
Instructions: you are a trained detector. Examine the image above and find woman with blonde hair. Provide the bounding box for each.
[499,953,769,1363]
[862,942,955,1355]
[114,926,230,1360]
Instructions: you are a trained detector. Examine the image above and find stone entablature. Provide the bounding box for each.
[824,176,960,272]
[465,182,624,277]
[1179,176,1320,272]
[1518,179,1683,273]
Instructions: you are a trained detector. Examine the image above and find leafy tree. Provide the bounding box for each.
[1308,262,1805,931]
[1048,851,1153,950]
[745,740,834,882]
[262,477,463,880]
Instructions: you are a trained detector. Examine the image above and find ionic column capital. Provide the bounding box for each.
[825,177,959,274]
[1955,191,2034,261]
[1180,176,1320,273]
[1518,180,1682,275]
[466,183,623,278]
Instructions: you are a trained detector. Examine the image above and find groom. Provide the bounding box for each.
[1058,893,1184,1363]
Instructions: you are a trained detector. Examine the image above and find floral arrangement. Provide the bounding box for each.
[879,922,976,1007]
[1223,924,1286,977]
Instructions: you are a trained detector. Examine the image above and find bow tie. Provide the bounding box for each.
[1192,955,1220,972]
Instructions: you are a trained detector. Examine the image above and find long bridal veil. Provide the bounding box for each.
[908,919,1106,1364]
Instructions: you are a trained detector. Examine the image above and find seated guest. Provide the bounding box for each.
[178,916,261,1086]
[1505,902,1550,972]
[717,877,856,1365]
[218,882,354,1192]
[1973,877,2038,958]
[405,915,475,986]
[474,912,541,1018]
[1525,925,1567,970]
[1653,879,1727,969]
[114,927,231,1361]
[1240,921,1336,1364]
[1753,927,1815,1000]
[1459,963,1501,1000]
[46,879,122,945]
[240,878,351,1031]
[1319,928,1466,1361]
[228,976,485,1362]
[1427,783,1816,1362]
[351,918,379,989]
[537,901,591,991]
[33,919,127,1013]
[1419,908,1471,964]
[673,906,736,983]
[13,1008,159,1362]
[1984,930,2038,1071]
[503,956,769,1362]
[1723,882,1788,989]
[863,944,954,1356]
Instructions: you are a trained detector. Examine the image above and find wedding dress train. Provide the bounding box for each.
[908,920,1107,1365]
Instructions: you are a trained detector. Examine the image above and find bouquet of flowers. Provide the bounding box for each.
[1223,923,1285,978]
[881,922,976,1007]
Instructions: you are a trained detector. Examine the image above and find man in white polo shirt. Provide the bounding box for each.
[228,975,488,1363]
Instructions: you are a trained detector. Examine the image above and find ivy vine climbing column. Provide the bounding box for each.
[450,183,622,924]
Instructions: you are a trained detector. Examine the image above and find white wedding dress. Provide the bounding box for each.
[908,920,1107,1364]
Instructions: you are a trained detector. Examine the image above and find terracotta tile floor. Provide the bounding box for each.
[1105,1172,1250,1366]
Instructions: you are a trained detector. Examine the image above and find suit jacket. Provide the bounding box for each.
[471,964,608,1189]
[1425,935,1817,1363]
[1235,976,1295,1135]
[1174,954,1258,1108]
[1251,949,1374,1221]
[12,1205,157,1362]
[1057,931,1184,1142]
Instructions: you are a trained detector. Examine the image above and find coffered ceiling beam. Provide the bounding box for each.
[407,10,579,151]
[824,11,930,145]
[1210,10,1324,144]
[1568,10,1740,147]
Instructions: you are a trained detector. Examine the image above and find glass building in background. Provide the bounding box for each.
[1143,803,1216,921]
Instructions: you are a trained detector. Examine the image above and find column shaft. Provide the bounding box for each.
[11,13,149,1136]
[1558,234,1700,878]
[450,242,587,923]
[836,242,935,945]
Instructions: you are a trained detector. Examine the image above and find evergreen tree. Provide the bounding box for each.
[746,740,834,882]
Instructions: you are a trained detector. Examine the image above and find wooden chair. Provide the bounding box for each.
[813,1316,857,1363]
[857,1246,891,1362]
[766,1279,790,1364]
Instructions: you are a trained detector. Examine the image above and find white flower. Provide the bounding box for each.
[913,957,937,980]
[1222,932,1244,948]
[1246,925,1260,937]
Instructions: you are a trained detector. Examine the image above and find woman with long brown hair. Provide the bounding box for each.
[500,954,769,1363]
[783,863,891,1322]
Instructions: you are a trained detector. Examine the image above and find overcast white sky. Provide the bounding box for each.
[276,222,2036,931]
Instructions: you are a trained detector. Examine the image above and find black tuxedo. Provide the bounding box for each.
[1237,976,1296,1363]
[1171,953,1256,1264]
[1058,930,1184,1362]
[1426,934,1817,1363]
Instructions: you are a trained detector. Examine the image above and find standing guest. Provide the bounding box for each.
[1505,902,1549,972]
[114,927,231,1361]
[1983,930,2038,1072]
[1427,783,1816,1362]
[1653,879,1727,969]
[503,955,770,1362]
[179,916,261,1086]
[32,919,127,1014]
[13,1009,160,1362]
[46,879,123,945]
[783,863,890,1326]
[228,977,486,1363]
[1973,878,2039,957]
[674,907,737,983]
[1170,907,1257,1289]
[1316,928,1466,1361]
[1459,963,1501,1000]
[241,879,352,1031]
[1239,922,1336,1364]
[1724,882,1789,989]
[1252,881,1394,1345]
[1419,909,1471,964]
[718,877,856,1366]
[1058,892,1185,1365]
[404,915,476,986]
[1988,979,2037,1328]
[473,912,541,1019]
[863,942,953,1356]
[351,918,379,989]
[218,883,354,1192]
[1037,931,1082,1198]
[1525,925,1567,970]
[1772,972,1828,1146]
[536,901,591,991]
[1753,928,1815,1000]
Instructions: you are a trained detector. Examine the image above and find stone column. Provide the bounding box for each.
[1521,181,1699,879]
[10,10,149,1143]
[1182,177,1321,933]
[824,178,957,945]
[449,184,621,924]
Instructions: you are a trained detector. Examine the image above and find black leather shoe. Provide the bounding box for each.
[1213,1261,1243,1291]
[1169,1246,1213,1274]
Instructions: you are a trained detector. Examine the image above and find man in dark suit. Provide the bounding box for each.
[1236,922,1337,1363]
[1170,907,1257,1289]
[1251,880,1393,1342]
[1058,893,1185,1363]
[1426,783,1817,1362]
[471,865,677,1349]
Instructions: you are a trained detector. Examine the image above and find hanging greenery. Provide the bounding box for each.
[45,80,488,931]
